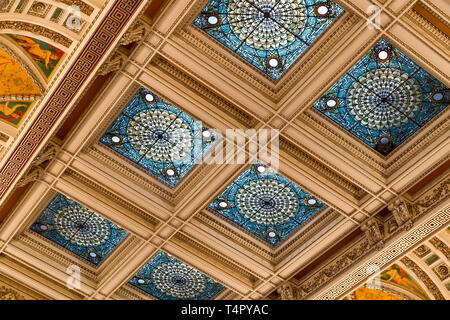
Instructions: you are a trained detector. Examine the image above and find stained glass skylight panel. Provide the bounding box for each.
[100,87,218,186]
[194,0,344,79]
[208,164,325,246]
[313,39,449,155]
[31,193,128,265]
[129,251,224,300]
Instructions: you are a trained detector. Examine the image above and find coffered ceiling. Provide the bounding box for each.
[0,0,448,300]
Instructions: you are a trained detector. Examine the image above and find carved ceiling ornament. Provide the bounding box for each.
[97,51,127,76]
[362,217,385,250]
[277,283,297,300]
[388,198,414,231]
[0,285,26,300]
[120,20,148,46]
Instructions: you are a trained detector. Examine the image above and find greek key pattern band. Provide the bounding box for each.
[0,0,143,200]
[316,206,450,300]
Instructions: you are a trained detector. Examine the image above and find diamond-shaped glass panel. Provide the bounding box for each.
[194,0,343,79]
[208,164,325,246]
[31,193,128,265]
[129,251,224,300]
[312,39,449,155]
[100,87,219,186]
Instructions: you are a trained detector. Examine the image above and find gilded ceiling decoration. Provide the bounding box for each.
[208,163,325,246]
[100,87,218,186]
[30,193,128,265]
[312,39,449,155]
[129,251,224,300]
[194,0,343,79]
[2,34,65,80]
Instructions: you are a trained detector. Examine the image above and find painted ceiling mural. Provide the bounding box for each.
[194,0,343,79]
[208,163,325,246]
[129,251,225,300]
[344,263,430,300]
[0,48,39,126]
[343,287,404,300]
[101,87,219,186]
[30,193,128,265]
[2,34,65,80]
[313,39,449,155]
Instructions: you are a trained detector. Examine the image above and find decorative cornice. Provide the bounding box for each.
[280,136,366,199]
[151,55,259,128]
[297,236,371,298]
[172,232,259,287]
[273,209,342,261]
[87,145,175,201]
[403,8,450,53]
[195,206,338,267]
[64,168,161,230]
[297,111,385,173]
[17,231,98,281]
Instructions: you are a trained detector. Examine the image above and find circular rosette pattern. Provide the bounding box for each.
[227,0,306,50]
[347,68,421,130]
[127,105,192,163]
[151,261,206,299]
[54,204,110,247]
[235,178,299,225]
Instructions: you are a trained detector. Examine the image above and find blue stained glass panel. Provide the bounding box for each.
[312,39,449,155]
[100,87,219,186]
[194,0,344,80]
[129,251,224,300]
[30,193,128,265]
[208,164,326,246]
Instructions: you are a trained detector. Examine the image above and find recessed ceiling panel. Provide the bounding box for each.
[129,251,225,300]
[100,87,218,186]
[208,164,325,246]
[194,0,343,80]
[31,193,128,265]
[312,39,449,155]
